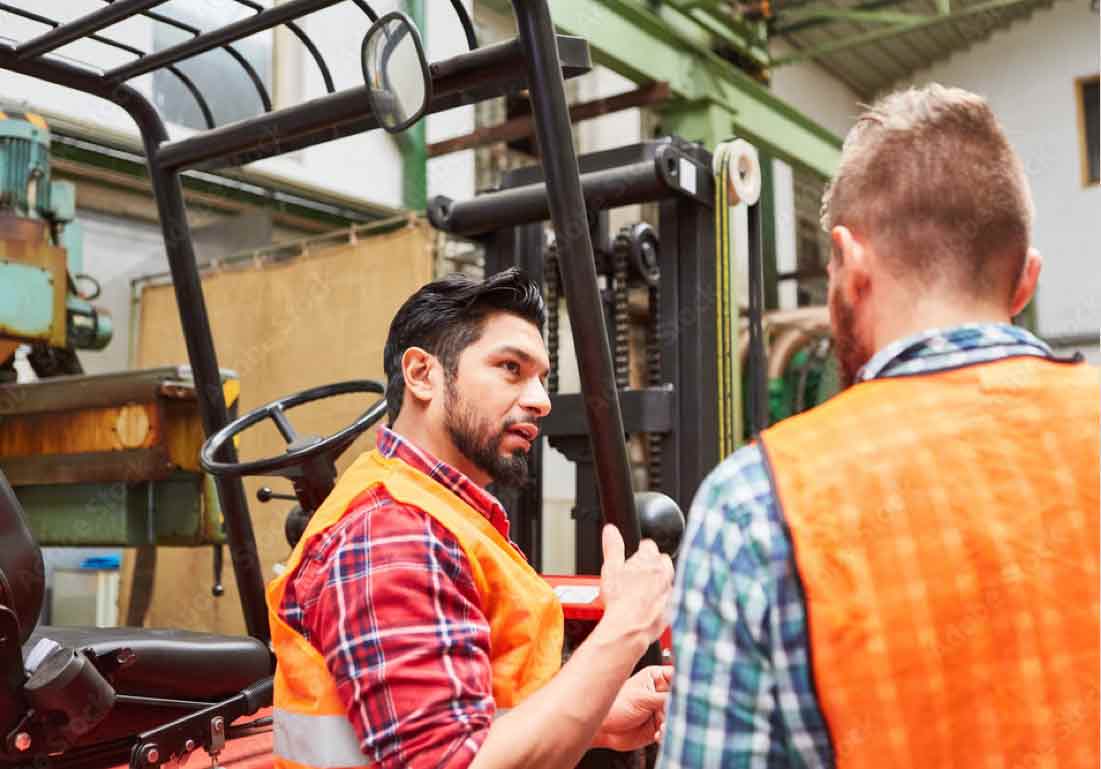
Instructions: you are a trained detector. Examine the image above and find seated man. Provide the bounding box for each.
[268,269,675,769]
[659,84,1098,768]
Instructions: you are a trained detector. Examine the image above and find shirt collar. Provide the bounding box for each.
[857,322,1054,382]
[376,426,511,537]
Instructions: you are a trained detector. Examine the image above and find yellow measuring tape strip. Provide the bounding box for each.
[713,143,737,459]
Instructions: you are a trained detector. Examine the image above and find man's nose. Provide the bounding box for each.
[519,377,552,419]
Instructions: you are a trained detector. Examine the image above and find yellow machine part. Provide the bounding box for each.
[0,376,241,478]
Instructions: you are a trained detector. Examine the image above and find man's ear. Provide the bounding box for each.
[830,225,872,304]
[1010,247,1043,318]
[401,346,439,406]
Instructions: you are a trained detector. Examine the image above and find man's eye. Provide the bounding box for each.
[501,361,521,375]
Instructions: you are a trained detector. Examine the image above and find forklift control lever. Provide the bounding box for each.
[256,487,296,503]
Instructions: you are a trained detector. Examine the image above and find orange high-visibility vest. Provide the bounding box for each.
[267,449,564,769]
[761,356,1100,768]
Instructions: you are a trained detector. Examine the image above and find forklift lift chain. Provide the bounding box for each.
[544,243,561,395]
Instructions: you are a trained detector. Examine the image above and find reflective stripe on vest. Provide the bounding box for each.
[273,710,367,769]
[761,356,1100,769]
[266,449,564,769]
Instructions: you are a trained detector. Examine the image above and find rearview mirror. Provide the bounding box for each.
[361,11,431,133]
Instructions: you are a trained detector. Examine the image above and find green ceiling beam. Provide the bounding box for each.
[484,0,841,177]
[775,7,935,26]
[682,7,771,68]
[772,0,1037,66]
[662,0,770,67]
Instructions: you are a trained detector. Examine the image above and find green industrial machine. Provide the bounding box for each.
[0,109,111,381]
[0,112,228,568]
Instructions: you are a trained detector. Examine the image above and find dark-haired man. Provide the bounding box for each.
[268,268,675,769]
[660,84,1099,768]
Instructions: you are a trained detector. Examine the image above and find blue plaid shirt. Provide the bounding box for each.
[657,323,1056,769]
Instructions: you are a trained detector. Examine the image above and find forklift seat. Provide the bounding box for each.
[23,626,271,701]
[0,465,46,646]
[0,468,271,706]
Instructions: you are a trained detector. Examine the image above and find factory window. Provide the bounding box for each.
[152,0,274,132]
[1079,75,1100,186]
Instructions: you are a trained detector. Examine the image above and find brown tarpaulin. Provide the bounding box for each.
[122,221,433,635]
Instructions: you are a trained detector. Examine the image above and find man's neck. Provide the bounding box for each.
[388,416,492,487]
[870,293,1013,354]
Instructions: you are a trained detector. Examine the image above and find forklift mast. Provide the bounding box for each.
[432,137,729,573]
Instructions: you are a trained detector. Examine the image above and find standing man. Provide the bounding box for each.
[659,84,1099,768]
[268,268,675,769]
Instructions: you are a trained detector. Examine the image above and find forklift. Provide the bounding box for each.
[0,2,732,769]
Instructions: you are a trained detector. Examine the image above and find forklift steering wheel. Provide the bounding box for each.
[200,380,387,478]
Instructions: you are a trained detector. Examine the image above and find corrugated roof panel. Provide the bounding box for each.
[772,0,1064,98]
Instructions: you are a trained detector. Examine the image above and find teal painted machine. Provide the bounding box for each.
[0,109,111,380]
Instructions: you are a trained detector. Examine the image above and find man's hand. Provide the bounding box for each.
[593,665,674,751]
[594,524,675,652]
[468,528,674,769]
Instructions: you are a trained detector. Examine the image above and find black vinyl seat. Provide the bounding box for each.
[24,626,271,701]
[0,467,46,648]
[0,467,272,752]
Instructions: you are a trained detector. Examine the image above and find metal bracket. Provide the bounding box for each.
[127,678,272,769]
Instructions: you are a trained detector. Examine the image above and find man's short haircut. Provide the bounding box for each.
[820,84,1034,298]
[383,268,545,423]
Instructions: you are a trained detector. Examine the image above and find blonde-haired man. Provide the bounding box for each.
[658,84,1099,768]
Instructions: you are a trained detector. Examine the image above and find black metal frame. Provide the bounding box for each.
[0,0,635,648]
[432,138,728,573]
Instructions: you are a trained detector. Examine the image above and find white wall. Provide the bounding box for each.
[425,1,476,206]
[907,1,1099,343]
[768,47,860,312]
[770,40,863,141]
[78,211,169,376]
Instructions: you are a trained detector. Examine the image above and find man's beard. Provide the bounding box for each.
[444,379,533,488]
[830,287,869,389]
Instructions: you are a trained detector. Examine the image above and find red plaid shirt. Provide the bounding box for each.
[280,428,514,769]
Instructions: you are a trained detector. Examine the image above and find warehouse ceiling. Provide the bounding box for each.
[767,0,1068,98]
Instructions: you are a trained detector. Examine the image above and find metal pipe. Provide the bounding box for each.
[155,35,590,172]
[399,0,427,211]
[429,160,667,237]
[105,0,343,83]
[348,0,380,22]
[229,0,335,94]
[512,0,641,554]
[0,4,217,130]
[773,0,910,36]
[449,0,479,50]
[141,140,269,643]
[135,5,275,113]
[14,0,168,60]
[428,81,669,158]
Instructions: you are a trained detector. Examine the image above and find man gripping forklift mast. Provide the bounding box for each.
[659,85,1100,769]
[267,269,675,769]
